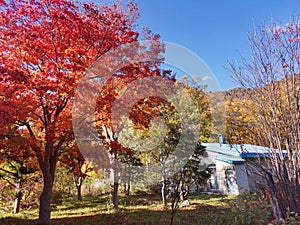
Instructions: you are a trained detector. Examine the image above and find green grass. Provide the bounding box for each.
[0,193,239,225]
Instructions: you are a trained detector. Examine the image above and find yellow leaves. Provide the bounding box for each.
[59,92,68,98]
[82,162,96,177]
[225,93,258,144]
[64,47,75,55]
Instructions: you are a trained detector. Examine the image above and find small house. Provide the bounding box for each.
[202,137,287,195]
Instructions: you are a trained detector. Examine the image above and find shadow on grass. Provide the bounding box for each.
[0,205,230,225]
[0,217,35,225]
[0,194,234,225]
[52,195,108,212]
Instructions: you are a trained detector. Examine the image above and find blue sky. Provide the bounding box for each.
[99,0,300,90]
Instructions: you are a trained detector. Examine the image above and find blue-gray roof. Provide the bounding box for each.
[202,143,288,164]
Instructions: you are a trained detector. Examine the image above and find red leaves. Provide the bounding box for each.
[0,0,141,133]
[0,0,172,193]
[0,0,6,6]
[0,125,36,163]
[110,140,122,154]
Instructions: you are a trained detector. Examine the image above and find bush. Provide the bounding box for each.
[211,192,273,225]
[147,183,160,194]
[51,190,63,205]
[271,212,300,225]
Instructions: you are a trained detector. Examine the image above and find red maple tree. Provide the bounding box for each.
[0,0,143,223]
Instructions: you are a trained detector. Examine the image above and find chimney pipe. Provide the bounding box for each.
[218,134,226,146]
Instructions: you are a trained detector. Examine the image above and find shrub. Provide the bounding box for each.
[271,211,300,225]
[211,192,273,225]
[51,190,63,205]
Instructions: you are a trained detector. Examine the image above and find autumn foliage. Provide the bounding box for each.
[0,0,153,223]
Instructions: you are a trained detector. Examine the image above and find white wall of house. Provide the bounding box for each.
[215,161,237,194]
[214,160,250,195]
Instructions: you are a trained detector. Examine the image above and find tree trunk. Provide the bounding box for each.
[110,181,118,208]
[185,185,190,199]
[179,180,186,201]
[114,182,119,201]
[38,177,53,225]
[13,192,22,214]
[109,153,118,208]
[126,182,130,196]
[170,211,175,225]
[123,182,126,194]
[126,167,131,196]
[170,191,179,225]
[161,180,166,207]
[74,177,83,201]
[76,184,82,201]
[13,178,22,214]
[37,141,57,225]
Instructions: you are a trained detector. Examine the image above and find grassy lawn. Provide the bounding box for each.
[0,193,259,225]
